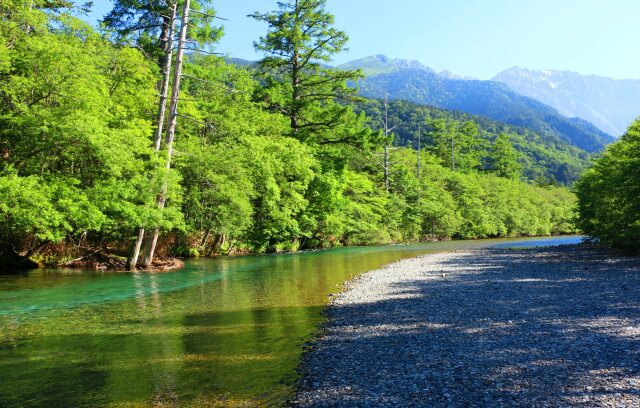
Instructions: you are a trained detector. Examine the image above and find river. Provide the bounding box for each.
[0,236,582,407]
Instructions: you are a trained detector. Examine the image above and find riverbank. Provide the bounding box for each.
[292,244,640,407]
[0,252,184,273]
[61,252,184,272]
[0,235,581,273]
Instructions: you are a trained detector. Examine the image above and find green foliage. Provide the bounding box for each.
[341,144,576,244]
[0,8,183,258]
[178,139,253,241]
[244,136,317,251]
[0,172,98,247]
[0,2,579,265]
[576,120,640,251]
[427,118,482,172]
[356,98,591,185]
[341,170,390,245]
[102,0,223,62]
[488,133,522,179]
[249,0,375,148]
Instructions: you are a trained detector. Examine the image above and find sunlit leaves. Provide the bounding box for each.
[576,120,640,251]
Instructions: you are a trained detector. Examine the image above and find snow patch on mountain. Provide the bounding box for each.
[493,67,640,136]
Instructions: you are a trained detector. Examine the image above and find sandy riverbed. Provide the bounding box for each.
[292,245,640,407]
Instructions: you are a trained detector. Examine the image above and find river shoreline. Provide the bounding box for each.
[0,235,583,273]
[292,244,640,407]
[0,253,185,273]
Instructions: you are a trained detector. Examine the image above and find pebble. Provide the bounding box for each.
[291,245,640,407]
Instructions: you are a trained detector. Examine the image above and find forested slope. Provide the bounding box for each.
[355,99,591,185]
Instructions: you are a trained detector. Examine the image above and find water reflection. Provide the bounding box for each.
[0,236,583,407]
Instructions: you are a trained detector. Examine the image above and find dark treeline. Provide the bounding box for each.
[0,0,577,268]
[575,119,640,252]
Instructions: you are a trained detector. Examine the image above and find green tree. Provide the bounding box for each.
[489,133,522,179]
[103,0,224,268]
[0,9,179,263]
[102,0,222,63]
[175,55,291,255]
[427,119,482,172]
[244,137,317,252]
[249,0,372,147]
[576,119,640,251]
[340,170,390,245]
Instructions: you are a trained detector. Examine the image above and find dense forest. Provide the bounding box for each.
[576,119,640,252]
[356,99,591,185]
[0,0,579,269]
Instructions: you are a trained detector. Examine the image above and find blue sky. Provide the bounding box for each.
[87,0,640,79]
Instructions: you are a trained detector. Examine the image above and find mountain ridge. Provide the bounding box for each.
[336,54,435,76]
[338,55,639,137]
[492,66,640,136]
[355,68,615,152]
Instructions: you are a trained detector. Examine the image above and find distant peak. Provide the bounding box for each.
[494,66,602,80]
[438,70,475,80]
[438,69,458,79]
[337,55,434,76]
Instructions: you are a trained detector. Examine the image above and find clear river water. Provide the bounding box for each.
[0,236,583,407]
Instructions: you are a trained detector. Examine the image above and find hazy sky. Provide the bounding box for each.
[87,0,640,79]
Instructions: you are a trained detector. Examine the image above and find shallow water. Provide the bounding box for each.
[0,236,583,407]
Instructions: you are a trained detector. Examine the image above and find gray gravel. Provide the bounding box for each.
[291,245,640,407]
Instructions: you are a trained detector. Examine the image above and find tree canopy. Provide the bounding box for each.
[576,119,640,251]
[249,0,373,147]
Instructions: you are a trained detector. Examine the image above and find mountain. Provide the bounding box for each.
[493,67,640,136]
[225,57,257,67]
[356,68,615,152]
[337,55,475,79]
[337,55,435,76]
[438,70,477,81]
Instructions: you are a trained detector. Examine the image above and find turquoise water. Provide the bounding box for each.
[0,236,583,407]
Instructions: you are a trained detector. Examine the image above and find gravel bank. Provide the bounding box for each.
[292,245,640,407]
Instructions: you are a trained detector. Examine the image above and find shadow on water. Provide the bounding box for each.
[299,247,640,406]
[0,305,326,407]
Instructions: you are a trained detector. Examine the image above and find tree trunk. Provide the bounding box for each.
[291,51,300,132]
[126,228,145,270]
[417,123,421,178]
[143,0,191,267]
[207,234,226,256]
[383,94,393,192]
[290,2,300,133]
[384,144,389,192]
[451,137,455,171]
[200,229,211,251]
[153,1,178,151]
[127,1,178,270]
[431,220,436,241]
